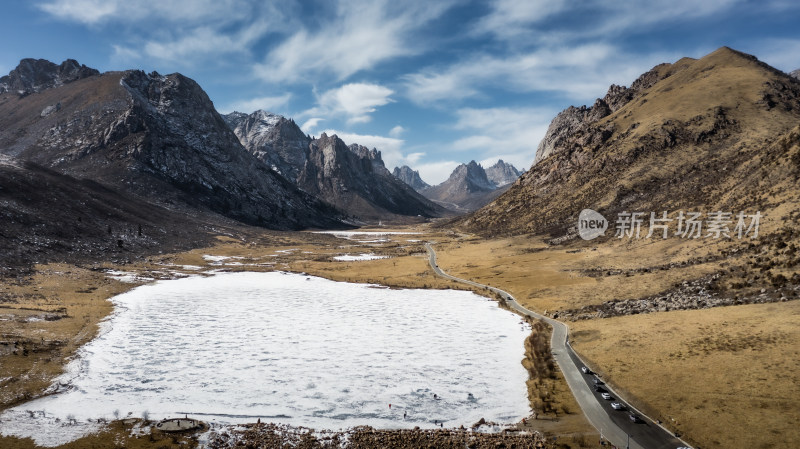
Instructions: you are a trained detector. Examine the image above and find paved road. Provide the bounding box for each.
[425,243,692,449]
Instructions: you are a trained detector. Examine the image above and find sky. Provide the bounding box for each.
[1,1,799,184]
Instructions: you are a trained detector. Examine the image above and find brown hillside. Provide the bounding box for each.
[460,47,800,238]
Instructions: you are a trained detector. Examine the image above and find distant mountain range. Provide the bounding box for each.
[392,160,523,212]
[223,110,447,222]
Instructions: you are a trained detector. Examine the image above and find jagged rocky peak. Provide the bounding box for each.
[222,109,310,180]
[533,62,672,164]
[0,58,99,95]
[485,159,522,187]
[0,66,343,230]
[450,160,495,192]
[393,165,430,191]
[790,69,800,80]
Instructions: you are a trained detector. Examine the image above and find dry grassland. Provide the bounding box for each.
[570,301,800,449]
[6,223,793,449]
[430,230,799,449]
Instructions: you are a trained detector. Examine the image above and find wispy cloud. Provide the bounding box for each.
[305,83,394,125]
[253,0,453,83]
[449,106,556,171]
[743,38,800,72]
[405,44,670,106]
[414,160,461,186]
[40,0,286,66]
[38,0,254,25]
[388,125,405,138]
[301,118,324,134]
[218,93,292,115]
[476,0,744,41]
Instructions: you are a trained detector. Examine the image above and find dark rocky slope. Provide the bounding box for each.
[224,110,446,222]
[0,62,343,231]
[392,165,430,191]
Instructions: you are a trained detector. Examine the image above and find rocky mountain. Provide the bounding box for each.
[484,159,523,186]
[421,160,510,212]
[0,58,99,95]
[0,60,343,231]
[224,110,446,222]
[460,47,800,236]
[0,155,218,277]
[791,69,800,80]
[392,165,430,191]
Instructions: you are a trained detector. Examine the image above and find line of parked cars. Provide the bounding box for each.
[582,366,641,422]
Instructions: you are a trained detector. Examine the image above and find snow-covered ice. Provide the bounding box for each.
[333,253,389,261]
[0,272,531,445]
[314,231,421,240]
[104,270,154,283]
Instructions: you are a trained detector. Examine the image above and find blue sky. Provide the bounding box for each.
[1,1,799,184]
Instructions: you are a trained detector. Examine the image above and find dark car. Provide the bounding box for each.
[629,413,641,423]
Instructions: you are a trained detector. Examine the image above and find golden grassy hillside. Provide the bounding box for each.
[460,47,800,238]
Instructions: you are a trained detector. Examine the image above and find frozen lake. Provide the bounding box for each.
[0,272,531,445]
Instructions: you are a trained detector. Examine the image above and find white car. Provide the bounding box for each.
[610,402,624,410]
[601,392,612,400]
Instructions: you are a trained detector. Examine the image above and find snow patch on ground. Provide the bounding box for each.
[315,231,421,240]
[0,272,530,445]
[104,270,154,283]
[333,254,389,261]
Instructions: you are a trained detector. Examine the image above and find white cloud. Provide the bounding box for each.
[40,1,286,66]
[301,118,324,133]
[142,20,270,62]
[388,125,405,138]
[405,152,424,164]
[414,160,461,186]
[476,0,743,41]
[405,44,678,106]
[306,83,394,125]
[448,106,557,170]
[475,0,568,39]
[218,93,292,115]
[743,38,800,72]
[37,0,253,25]
[254,0,453,83]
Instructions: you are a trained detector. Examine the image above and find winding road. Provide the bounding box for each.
[425,243,692,449]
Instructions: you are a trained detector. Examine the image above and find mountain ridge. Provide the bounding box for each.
[223,110,447,222]
[459,46,800,236]
[0,60,345,231]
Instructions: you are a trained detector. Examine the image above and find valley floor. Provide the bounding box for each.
[1,224,797,448]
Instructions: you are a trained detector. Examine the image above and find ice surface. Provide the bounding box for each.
[0,272,530,445]
[314,231,421,240]
[333,253,389,261]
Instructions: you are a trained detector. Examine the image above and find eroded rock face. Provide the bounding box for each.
[392,165,430,191]
[484,159,522,187]
[789,69,800,80]
[459,47,800,237]
[224,111,445,221]
[0,62,343,230]
[422,161,508,212]
[0,58,99,95]
[533,64,669,164]
[222,110,309,181]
